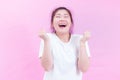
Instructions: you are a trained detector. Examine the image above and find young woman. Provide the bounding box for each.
[39,7,91,80]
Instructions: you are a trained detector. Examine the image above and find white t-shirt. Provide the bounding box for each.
[39,33,91,80]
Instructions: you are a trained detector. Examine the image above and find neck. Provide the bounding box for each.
[55,32,71,43]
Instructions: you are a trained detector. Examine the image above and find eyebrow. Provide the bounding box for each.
[64,14,69,15]
[55,14,61,15]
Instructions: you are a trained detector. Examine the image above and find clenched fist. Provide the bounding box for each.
[80,31,91,43]
[39,29,49,41]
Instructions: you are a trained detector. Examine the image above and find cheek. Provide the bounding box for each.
[67,20,72,26]
[67,18,72,23]
[52,21,58,29]
[55,18,59,23]
[53,19,59,26]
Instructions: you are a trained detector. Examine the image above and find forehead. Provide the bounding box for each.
[55,9,69,15]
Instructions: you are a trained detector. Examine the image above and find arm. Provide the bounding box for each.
[41,39,53,71]
[39,30,53,71]
[77,31,91,72]
[77,42,90,72]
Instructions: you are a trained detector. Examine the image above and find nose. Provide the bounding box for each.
[59,20,67,24]
[59,20,65,22]
[60,15,66,20]
[59,16,66,22]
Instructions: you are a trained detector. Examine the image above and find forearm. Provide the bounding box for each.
[41,40,53,71]
[77,42,90,72]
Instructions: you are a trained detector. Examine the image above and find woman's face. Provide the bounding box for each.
[52,9,72,34]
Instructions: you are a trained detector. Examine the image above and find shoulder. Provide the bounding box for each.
[71,34,83,39]
[70,34,83,44]
[46,33,55,38]
[46,33,57,42]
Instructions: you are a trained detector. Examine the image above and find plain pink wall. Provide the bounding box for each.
[0,0,120,80]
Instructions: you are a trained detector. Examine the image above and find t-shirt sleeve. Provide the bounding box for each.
[85,41,91,57]
[38,39,44,58]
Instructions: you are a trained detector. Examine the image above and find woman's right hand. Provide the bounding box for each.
[39,29,49,41]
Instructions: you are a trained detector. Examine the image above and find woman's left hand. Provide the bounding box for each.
[80,31,91,43]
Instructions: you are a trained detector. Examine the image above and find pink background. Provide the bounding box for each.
[0,0,120,80]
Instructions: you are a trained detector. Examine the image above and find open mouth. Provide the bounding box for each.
[59,24,66,27]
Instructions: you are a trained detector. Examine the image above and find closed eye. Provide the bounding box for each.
[64,15,69,18]
[55,16,61,18]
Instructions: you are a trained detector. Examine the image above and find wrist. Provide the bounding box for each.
[80,41,86,47]
[44,38,50,42]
